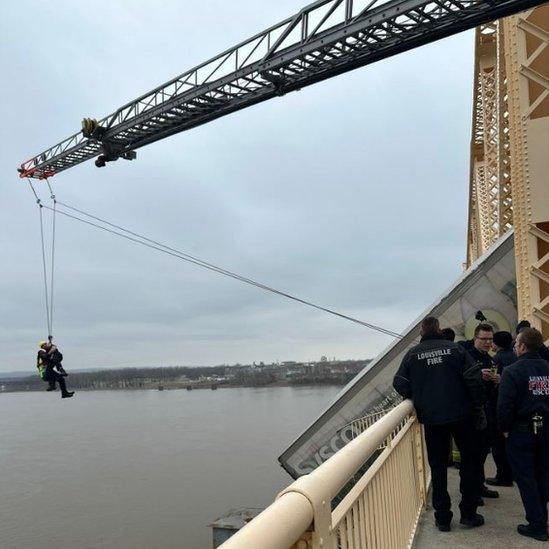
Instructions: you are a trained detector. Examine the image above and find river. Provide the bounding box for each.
[1,386,340,548]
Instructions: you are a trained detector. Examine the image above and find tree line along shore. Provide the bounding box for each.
[1,358,371,393]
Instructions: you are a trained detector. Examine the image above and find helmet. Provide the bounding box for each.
[38,341,48,348]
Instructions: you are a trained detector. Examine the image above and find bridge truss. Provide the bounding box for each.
[467,4,549,338]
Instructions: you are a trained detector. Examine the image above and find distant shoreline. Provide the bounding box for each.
[1,378,349,394]
[1,359,370,394]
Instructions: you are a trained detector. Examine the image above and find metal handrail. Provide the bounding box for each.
[220,399,425,549]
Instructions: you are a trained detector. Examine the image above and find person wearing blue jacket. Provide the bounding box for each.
[497,327,549,541]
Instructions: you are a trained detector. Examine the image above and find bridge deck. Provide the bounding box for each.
[414,459,541,548]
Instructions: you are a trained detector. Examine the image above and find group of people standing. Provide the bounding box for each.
[393,317,549,541]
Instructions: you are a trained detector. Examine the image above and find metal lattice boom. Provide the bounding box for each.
[19,0,548,179]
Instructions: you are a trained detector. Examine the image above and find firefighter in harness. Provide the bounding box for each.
[37,341,74,398]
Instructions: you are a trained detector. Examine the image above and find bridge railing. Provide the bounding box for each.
[220,400,429,549]
[338,406,397,442]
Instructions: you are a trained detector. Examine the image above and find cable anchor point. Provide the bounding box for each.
[82,117,137,168]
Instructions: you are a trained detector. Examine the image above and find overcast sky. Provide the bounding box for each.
[1,1,474,372]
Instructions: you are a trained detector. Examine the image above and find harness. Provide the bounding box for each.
[36,350,48,380]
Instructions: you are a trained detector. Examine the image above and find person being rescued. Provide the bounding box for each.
[37,341,74,399]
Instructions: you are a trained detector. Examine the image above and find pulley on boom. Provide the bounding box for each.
[81,118,137,168]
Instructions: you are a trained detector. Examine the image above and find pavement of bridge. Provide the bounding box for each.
[414,458,544,548]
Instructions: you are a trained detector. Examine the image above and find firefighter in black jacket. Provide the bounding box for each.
[393,316,485,531]
[459,324,502,499]
[497,327,549,541]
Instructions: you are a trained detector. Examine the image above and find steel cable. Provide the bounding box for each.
[27,178,56,340]
[46,179,57,337]
[38,205,52,338]
[42,202,404,340]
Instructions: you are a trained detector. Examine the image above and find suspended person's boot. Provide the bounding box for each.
[57,376,73,398]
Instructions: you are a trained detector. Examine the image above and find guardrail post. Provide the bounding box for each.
[412,420,428,506]
[278,476,335,549]
[290,532,312,549]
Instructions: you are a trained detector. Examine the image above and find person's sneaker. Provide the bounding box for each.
[486,477,513,487]
[435,521,451,532]
[475,497,485,507]
[46,387,55,391]
[62,392,75,399]
[517,524,549,541]
[460,514,485,528]
[480,487,499,498]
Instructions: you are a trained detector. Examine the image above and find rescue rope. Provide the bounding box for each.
[46,179,57,339]
[42,201,405,340]
[38,205,52,339]
[27,179,55,341]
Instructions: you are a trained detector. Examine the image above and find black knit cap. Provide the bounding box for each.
[493,331,513,349]
[516,320,531,334]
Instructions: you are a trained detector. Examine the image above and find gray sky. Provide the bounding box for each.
[1,1,474,372]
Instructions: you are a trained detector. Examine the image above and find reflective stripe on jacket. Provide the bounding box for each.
[36,350,48,380]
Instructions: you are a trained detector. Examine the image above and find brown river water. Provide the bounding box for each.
[1,385,340,549]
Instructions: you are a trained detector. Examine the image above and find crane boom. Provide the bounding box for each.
[18,0,548,179]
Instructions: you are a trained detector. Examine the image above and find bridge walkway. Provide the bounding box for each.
[414,459,541,548]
